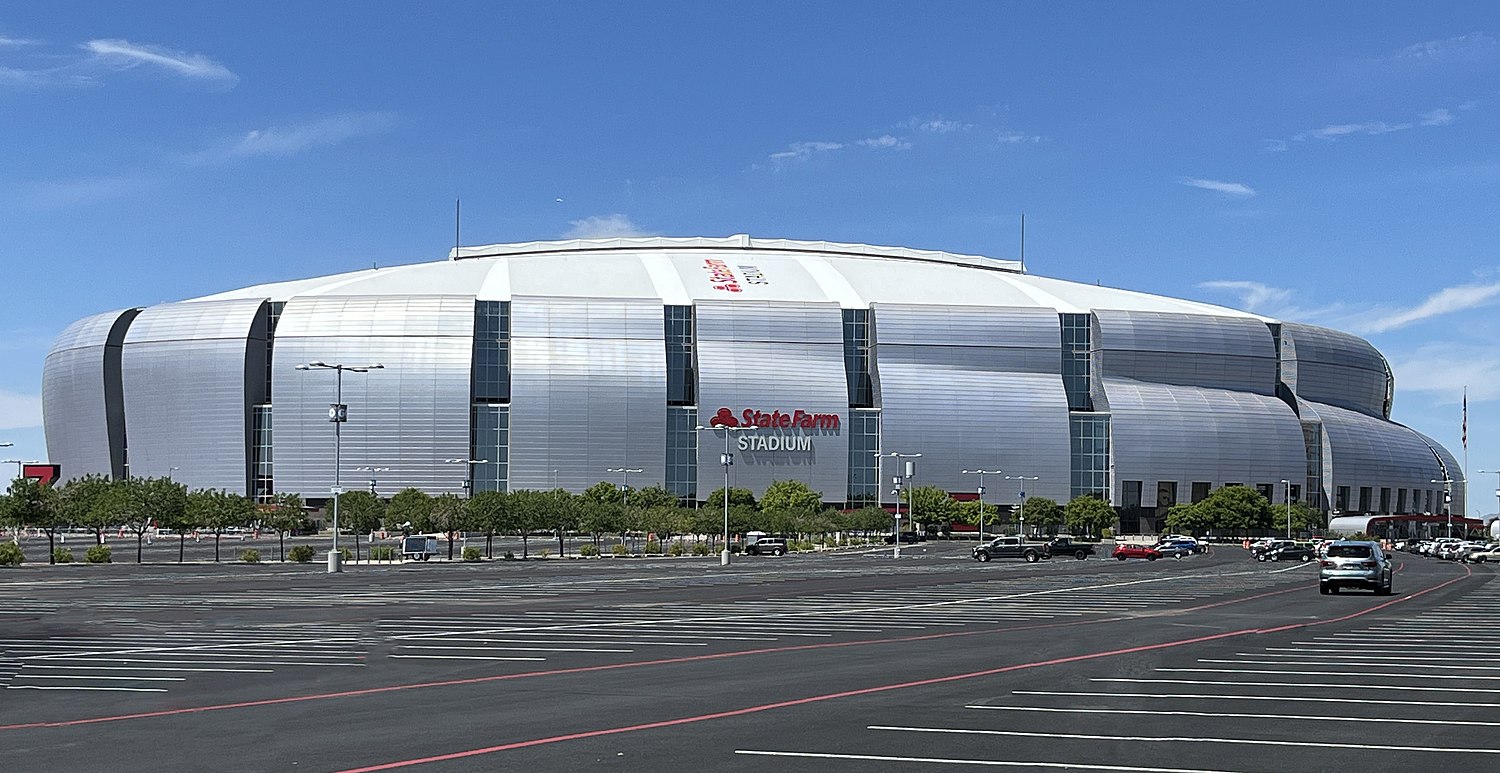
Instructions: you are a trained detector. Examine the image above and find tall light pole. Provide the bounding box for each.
[1280,479,1292,538]
[296,361,383,573]
[1432,477,1455,538]
[879,452,922,558]
[446,458,488,499]
[1005,475,1039,538]
[355,466,390,496]
[962,468,1002,544]
[1476,469,1500,533]
[695,425,756,566]
[3,459,38,482]
[606,467,644,513]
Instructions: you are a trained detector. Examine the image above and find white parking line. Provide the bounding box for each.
[866,726,1500,754]
[394,645,632,653]
[20,664,274,673]
[964,704,1500,727]
[13,674,186,682]
[386,654,545,661]
[1197,658,1500,671]
[734,750,1247,772]
[1160,668,1500,681]
[1010,690,1500,708]
[6,685,168,692]
[1096,678,1500,694]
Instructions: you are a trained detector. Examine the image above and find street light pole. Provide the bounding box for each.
[962,469,1002,544]
[879,452,922,558]
[606,467,644,550]
[695,425,755,566]
[1280,479,1292,538]
[1005,475,1039,538]
[1476,469,1500,532]
[2,459,39,482]
[296,361,383,573]
[356,466,389,497]
[1431,477,1455,538]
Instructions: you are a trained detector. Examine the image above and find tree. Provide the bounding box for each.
[704,487,757,511]
[387,488,435,535]
[1195,485,1273,533]
[159,489,203,563]
[1019,496,1063,536]
[759,480,823,515]
[1064,495,1116,539]
[841,506,892,535]
[261,493,306,562]
[61,474,115,545]
[468,489,509,558]
[630,485,679,510]
[1272,501,1324,536]
[338,490,386,563]
[102,477,188,563]
[430,493,469,560]
[506,490,547,558]
[1163,502,1209,536]
[955,499,1000,537]
[2,478,63,563]
[905,485,957,529]
[541,489,578,557]
[190,489,254,562]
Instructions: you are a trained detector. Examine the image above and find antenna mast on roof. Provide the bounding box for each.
[454,197,461,255]
[1019,212,1026,272]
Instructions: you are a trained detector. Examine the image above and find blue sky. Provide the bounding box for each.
[2,2,1496,514]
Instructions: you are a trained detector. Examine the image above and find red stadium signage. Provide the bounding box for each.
[22,464,61,487]
[708,406,840,430]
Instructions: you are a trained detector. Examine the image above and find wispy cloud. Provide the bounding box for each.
[1389,343,1500,402]
[1196,280,1342,322]
[856,134,911,150]
[996,130,1044,144]
[1294,120,1412,141]
[916,119,971,134]
[1420,108,1455,126]
[189,113,395,164]
[22,175,153,209]
[0,389,42,430]
[562,213,649,239]
[768,141,844,161]
[1179,177,1256,197]
[83,39,237,84]
[1271,104,1469,149]
[0,35,236,88]
[1390,32,1497,64]
[1357,281,1500,333]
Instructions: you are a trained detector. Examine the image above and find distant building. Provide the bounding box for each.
[43,236,1463,531]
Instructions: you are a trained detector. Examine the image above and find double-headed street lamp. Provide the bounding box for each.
[3,459,38,482]
[606,467,644,512]
[1476,469,1500,531]
[446,459,489,499]
[356,466,390,496]
[296,361,383,573]
[1280,479,1293,538]
[961,468,1002,544]
[1005,475,1039,537]
[878,452,922,558]
[694,425,757,566]
[1431,477,1456,538]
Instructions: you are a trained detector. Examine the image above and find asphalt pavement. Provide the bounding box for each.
[0,541,1490,772]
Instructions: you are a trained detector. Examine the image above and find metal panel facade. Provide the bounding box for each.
[874,304,1071,502]
[1313,400,1454,513]
[272,295,474,498]
[120,299,266,492]
[1283,323,1388,418]
[695,300,847,501]
[508,295,667,492]
[1106,379,1305,495]
[1096,310,1278,395]
[42,309,139,481]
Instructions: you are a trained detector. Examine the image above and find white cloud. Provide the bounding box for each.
[1391,32,1497,64]
[562,214,649,239]
[1198,280,1291,311]
[83,39,237,84]
[0,390,42,430]
[996,130,1043,144]
[918,119,970,134]
[1420,108,1455,126]
[768,141,844,161]
[24,175,152,209]
[856,134,911,150]
[191,113,395,163]
[1294,120,1412,141]
[1357,281,1500,333]
[1389,344,1500,402]
[0,36,38,47]
[1261,139,1289,152]
[1179,177,1256,197]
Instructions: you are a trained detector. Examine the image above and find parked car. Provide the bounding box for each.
[1261,543,1316,562]
[1154,539,1200,558]
[1042,537,1096,560]
[745,537,788,556]
[1465,544,1500,563]
[1252,539,1297,559]
[972,535,1046,563]
[1320,540,1393,595]
[1112,544,1162,561]
[884,531,926,544]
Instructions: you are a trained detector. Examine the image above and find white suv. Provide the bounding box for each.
[1319,541,1393,595]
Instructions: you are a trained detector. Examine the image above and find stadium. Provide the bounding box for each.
[42,235,1465,533]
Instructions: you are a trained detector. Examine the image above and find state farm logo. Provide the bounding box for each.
[703,258,769,293]
[708,407,840,430]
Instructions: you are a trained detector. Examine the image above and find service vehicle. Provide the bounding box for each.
[400,535,439,561]
[1319,540,1393,595]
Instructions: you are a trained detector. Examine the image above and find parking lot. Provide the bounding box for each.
[0,541,1490,772]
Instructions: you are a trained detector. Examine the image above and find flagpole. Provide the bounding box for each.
[1463,386,1469,522]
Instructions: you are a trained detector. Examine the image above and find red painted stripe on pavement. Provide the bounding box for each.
[331,564,1474,772]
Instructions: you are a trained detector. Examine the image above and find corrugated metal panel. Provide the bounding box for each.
[1105,378,1305,494]
[42,309,139,481]
[1096,310,1278,395]
[1282,322,1387,418]
[508,295,667,492]
[874,304,1071,502]
[1411,428,1466,516]
[695,300,847,501]
[272,295,474,498]
[1306,401,1450,513]
[121,299,266,492]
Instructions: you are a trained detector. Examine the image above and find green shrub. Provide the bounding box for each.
[578,543,600,557]
[668,542,686,557]
[1101,527,1114,540]
[53,547,75,564]
[538,548,550,558]
[0,542,24,566]
[462,546,482,562]
[644,540,662,554]
[240,549,261,563]
[691,542,709,556]
[611,543,629,556]
[503,550,515,560]
[85,544,112,564]
[370,545,395,561]
[288,545,316,563]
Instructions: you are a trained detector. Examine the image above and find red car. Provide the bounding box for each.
[1112,544,1162,561]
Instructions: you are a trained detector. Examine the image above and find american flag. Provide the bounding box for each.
[1462,387,1467,450]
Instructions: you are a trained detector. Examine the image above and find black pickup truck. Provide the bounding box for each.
[972,536,1095,563]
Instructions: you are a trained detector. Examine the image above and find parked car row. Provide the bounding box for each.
[1111,535,1206,562]
[1249,538,1317,563]
[1392,537,1500,563]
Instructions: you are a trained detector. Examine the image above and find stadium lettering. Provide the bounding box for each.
[738,435,814,452]
[703,258,742,293]
[709,406,840,430]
